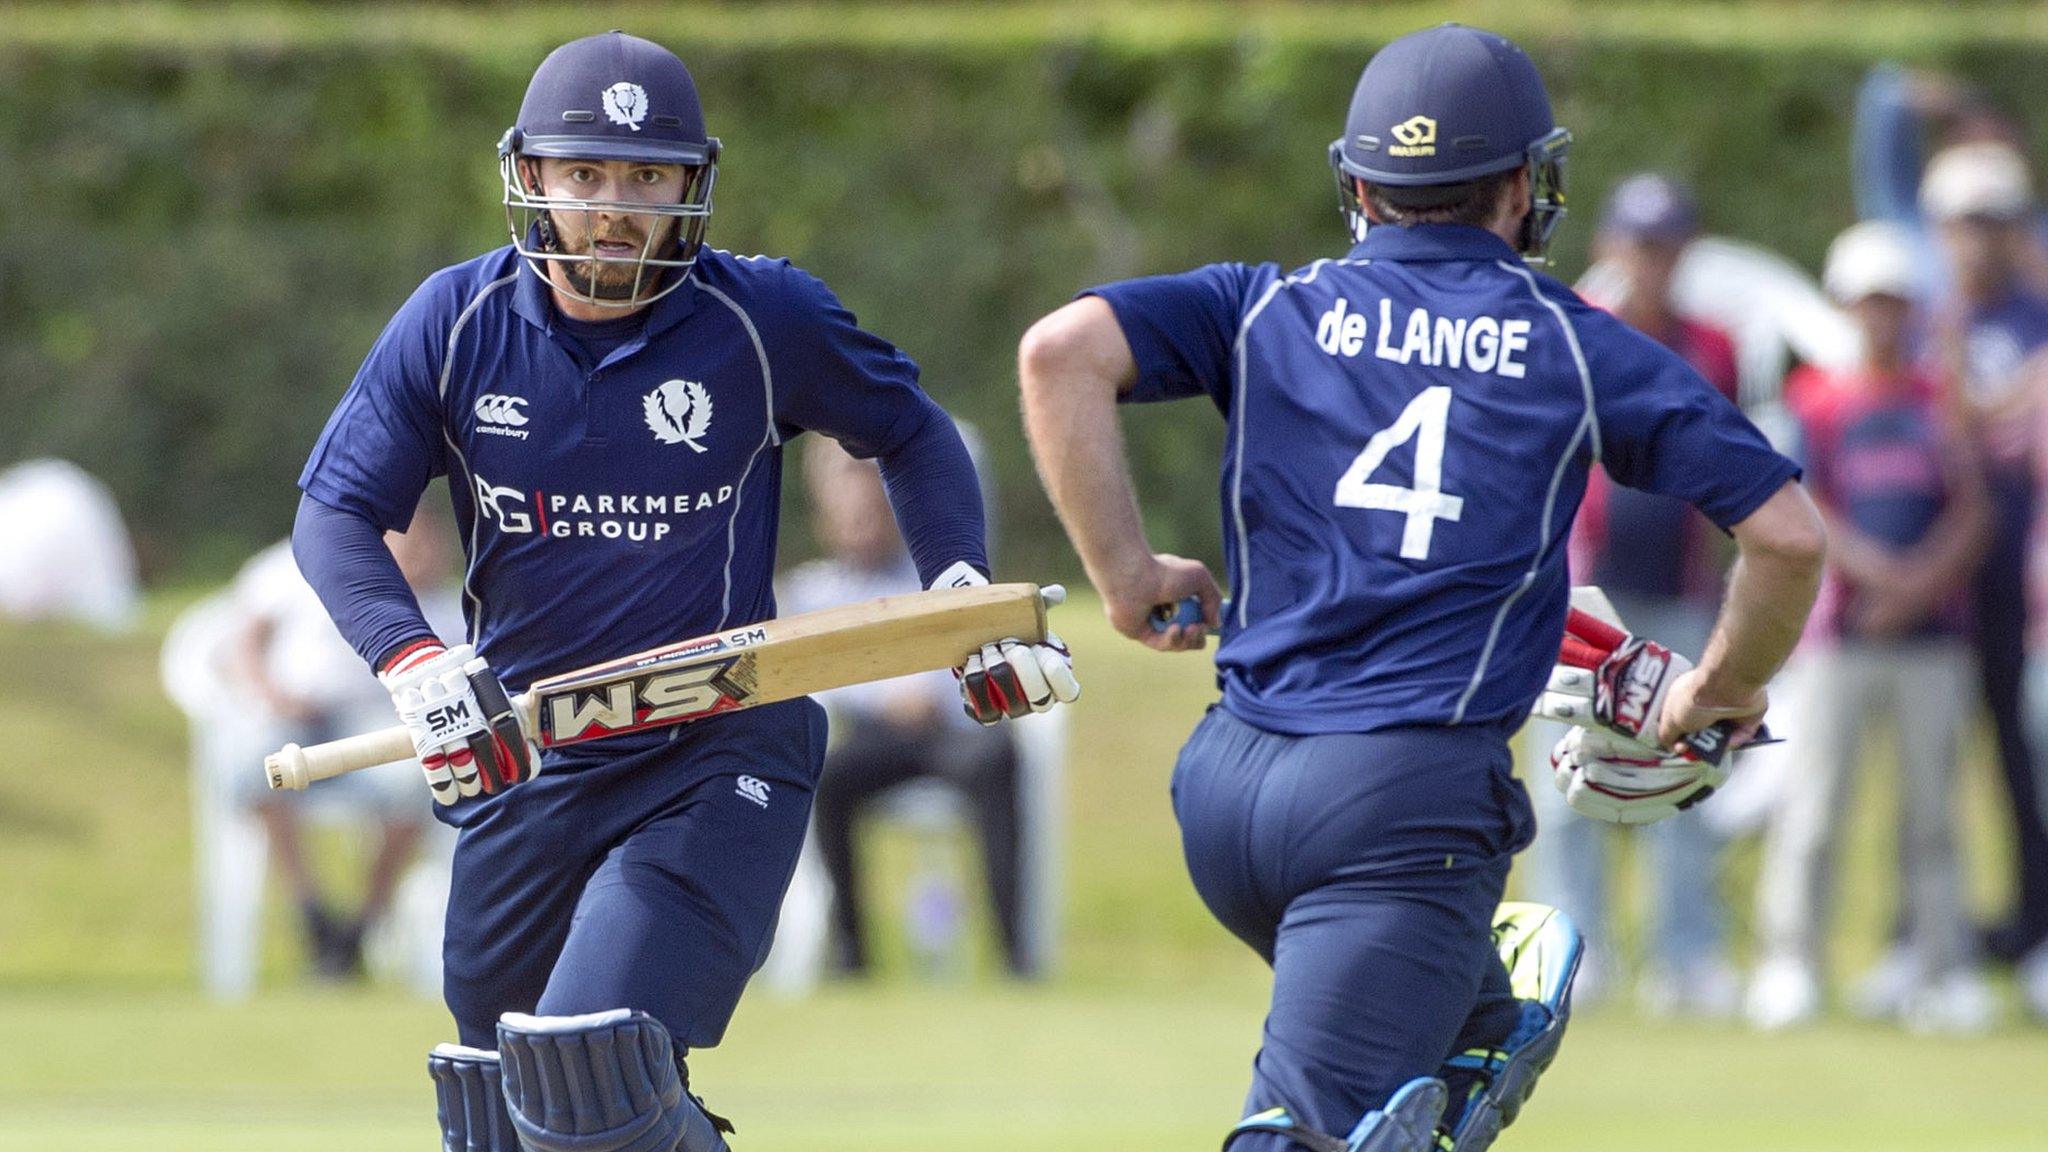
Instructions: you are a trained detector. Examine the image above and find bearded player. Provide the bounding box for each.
[292,32,1076,1152]
[1018,24,1823,1152]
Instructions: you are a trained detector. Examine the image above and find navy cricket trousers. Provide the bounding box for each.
[437,697,828,1053]
[1171,706,1535,1150]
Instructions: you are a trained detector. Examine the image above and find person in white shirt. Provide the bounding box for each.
[233,499,462,978]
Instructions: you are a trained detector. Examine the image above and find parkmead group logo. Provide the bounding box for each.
[602,82,649,131]
[643,379,713,452]
[1389,115,1438,157]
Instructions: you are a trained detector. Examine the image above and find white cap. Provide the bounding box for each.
[1920,141,2035,221]
[1824,219,1919,303]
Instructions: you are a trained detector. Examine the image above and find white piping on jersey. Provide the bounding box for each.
[1229,257,1367,628]
[1497,260,1601,464]
[693,280,780,629]
[437,272,521,647]
[1450,263,1600,724]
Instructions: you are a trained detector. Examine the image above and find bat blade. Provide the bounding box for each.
[264,583,1049,791]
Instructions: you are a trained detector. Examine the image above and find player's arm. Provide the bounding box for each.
[1017,262,1259,652]
[1576,308,1826,746]
[1019,298,1216,651]
[295,272,531,802]
[1660,479,1826,745]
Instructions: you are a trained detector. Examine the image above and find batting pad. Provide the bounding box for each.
[498,1008,728,1152]
[428,1042,518,1152]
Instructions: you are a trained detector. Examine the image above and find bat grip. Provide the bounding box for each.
[264,725,417,791]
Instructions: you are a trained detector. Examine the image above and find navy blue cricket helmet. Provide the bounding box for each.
[1328,24,1571,261]
[498,31,721,307]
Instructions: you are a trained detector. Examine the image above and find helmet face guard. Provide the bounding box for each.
[1329,125,1572,264]
[499,128,720,310]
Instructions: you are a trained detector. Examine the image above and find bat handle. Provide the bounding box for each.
[1148,597,1205,633]
[264,725,417,791]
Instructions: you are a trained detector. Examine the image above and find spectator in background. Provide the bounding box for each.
[1523,174,1743,1014]
[781,434,1034,978]
[1749,221,1994,1033]
[233,500,462,979]
[1853,63,2048,302]
[1922,142,2048,965]
[1856,68,2048,963]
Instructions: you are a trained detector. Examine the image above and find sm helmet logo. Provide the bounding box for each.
[1389,115,1438,157]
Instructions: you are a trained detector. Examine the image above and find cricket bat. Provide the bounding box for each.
[264,582,1055,792]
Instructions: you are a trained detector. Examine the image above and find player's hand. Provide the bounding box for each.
[957,629,1081,725]
[930,564,1083,724]
[1535,606,1762,762]
[378,641,537,806]
[1103,554,1222,653]
[1654,666,1767,753]
[1550,727,1729,825]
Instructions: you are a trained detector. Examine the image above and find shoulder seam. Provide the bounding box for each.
[693,280,780,629]
[432,270,519,645]
[438,272,520,402]
[1225,257,1372,628]
[1496,261,1601,463]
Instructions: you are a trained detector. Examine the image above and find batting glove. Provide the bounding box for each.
[932,563,1082,725]
[378,640,537,805]
[1551,727,1729,825]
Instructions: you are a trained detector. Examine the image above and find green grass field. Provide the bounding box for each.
[1,591,2044,1149]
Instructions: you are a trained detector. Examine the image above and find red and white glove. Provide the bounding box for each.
[1550,727,1729,825]
[932,563,1082,725]
[378,640,537,806]
[1533,604,1749,767]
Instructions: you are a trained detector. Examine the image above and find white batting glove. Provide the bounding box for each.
[1534,608,1690,746]
[377,641,537,806]
[931,563,1082,725]
[1551,727,1729,825]
[1535,604,1754,766]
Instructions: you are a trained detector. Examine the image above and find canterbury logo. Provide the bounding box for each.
[474,394,531,427]
[735,775,771,808]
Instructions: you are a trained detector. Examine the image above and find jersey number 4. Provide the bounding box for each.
[1333,386,1464,560]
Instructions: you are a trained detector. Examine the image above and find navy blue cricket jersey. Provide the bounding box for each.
[1087,223,1799,735]
[300,246,984,693]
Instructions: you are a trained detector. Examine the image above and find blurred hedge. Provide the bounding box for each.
[4,2,2047,579]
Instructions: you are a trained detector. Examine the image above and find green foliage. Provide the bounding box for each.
[3,2,2047,576]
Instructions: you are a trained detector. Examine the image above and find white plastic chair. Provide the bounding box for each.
[757,706,1068,995]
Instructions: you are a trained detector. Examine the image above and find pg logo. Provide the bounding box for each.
[1389,115,1437,158]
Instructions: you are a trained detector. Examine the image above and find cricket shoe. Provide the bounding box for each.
[1435,903,1583,1152]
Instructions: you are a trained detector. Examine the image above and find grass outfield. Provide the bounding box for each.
[1,987,2046,1151]
[0,589,2043,1147]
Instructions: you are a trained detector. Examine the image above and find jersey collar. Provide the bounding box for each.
[1348,223,1521,263]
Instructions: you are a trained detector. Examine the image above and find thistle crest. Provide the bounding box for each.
[643,379,712,452]
[601,82,648,131]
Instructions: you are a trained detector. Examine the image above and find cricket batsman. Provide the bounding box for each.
[290,32,1076,1152]
[1017,24,1824,1152]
